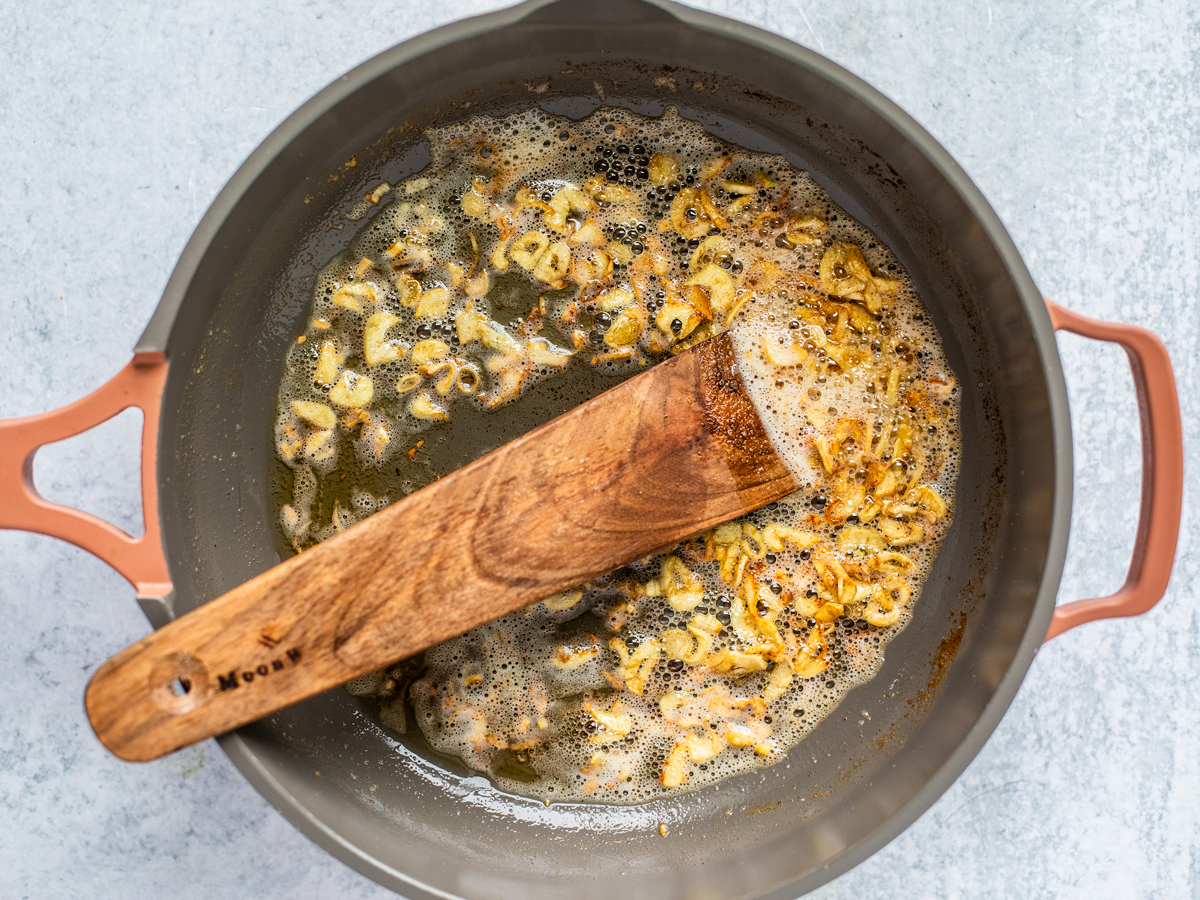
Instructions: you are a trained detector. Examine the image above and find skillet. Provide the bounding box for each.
[0,1,1182,897]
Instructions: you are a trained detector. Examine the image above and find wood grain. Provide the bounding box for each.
[84,333,796,761]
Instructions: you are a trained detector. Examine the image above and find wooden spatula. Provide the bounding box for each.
[85,332,797,761]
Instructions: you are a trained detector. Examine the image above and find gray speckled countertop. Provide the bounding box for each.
[1,1,1196,897]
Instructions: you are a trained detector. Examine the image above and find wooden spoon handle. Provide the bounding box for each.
[84,334,795,761]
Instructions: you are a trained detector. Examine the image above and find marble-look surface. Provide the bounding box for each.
[1,1,1196,897]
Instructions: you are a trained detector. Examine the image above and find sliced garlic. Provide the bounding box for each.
[331,282,377,311]
[542,588,584,611]
[460,190,489,218]
[363,312,407,366]
[597,286,634,312]
[491,235,512,271]
[314,340,340,386]
[290,400,336,430]
[606,241,633,265]
[762,661,793,703]
[686,264,736,317]
[394,273,421,308]
[465,268,489,298]
[410,339,450,366]
[570,248,612,284]
[455,308,486,344]
[366,182,391,203]
[878,517,924,546]
[655,294,709,342]
[583,699,633,745]
[604,304,646,348]
[685,728,724,763]
[717,179,756,195]
[688,234,731,271]
[277,418,301,463]
[510,231,550,270]
[660,556,703,612]
[304,428,336,462]
[661,742,689,788]
[669,188,713,240]
[567,219,605,247]
[456,364,480,394]
[543,188,571,231]
[409,392,448,421]
[528,338,571,367]
[819,242,898,313]
[648,152,680,186]
[762,332,806,367]
[785,214,826,245]
[364,419,390,459]
[532,242,571,285]
[328,371,373,408]
[837,525,887,551]
[414,286,450,319]
[551,644,600,670]
[761,523,819,552]
[479,322,520,353]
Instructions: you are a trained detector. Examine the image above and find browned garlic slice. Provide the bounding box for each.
[409,392,448,421]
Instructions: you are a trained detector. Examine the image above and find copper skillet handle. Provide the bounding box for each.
[1043,300,1184,641]
[0,352,173,619]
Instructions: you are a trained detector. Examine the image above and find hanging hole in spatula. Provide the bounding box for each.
[148,652,210,714]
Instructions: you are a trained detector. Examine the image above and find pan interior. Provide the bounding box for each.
[152,6,1056,899]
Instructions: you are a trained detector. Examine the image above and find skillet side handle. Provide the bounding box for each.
[1044,300,1184,642]
[0,353,173,604]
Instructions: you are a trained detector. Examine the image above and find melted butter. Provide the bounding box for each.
[281,106,960,804]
